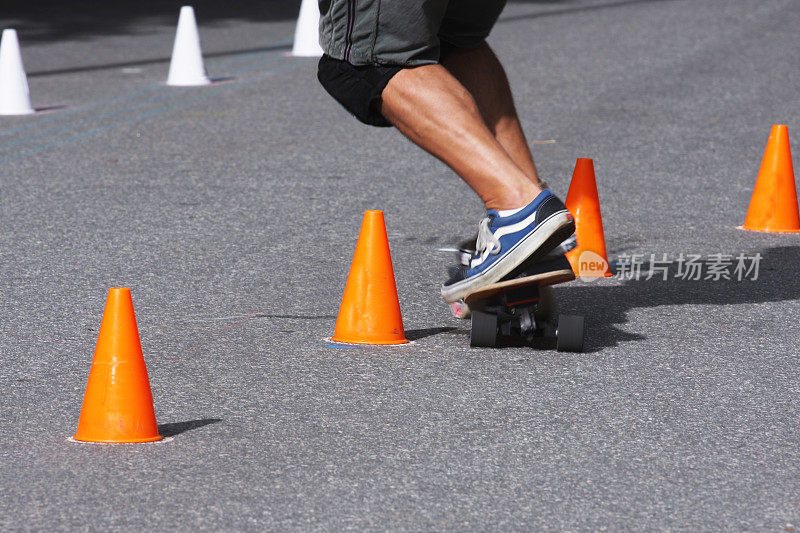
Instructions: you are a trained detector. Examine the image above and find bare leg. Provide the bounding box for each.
[378,64,541,210]
[442,42,543,187]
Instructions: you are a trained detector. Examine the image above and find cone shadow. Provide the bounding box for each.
[405,327,457,341]
[28,43,291,78]
[158,418,222,437]
[34,105,66,114]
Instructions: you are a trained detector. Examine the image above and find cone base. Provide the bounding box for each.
[331,335,409,346]
[72,433,163,444]
[0,108,35,116]
[738,225,800,234]
[167,80,211,87]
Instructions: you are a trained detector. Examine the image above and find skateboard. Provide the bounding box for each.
[453,255,586,352]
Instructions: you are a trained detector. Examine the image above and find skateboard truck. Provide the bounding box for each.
[458,255,585,352]
[469,281,585,352]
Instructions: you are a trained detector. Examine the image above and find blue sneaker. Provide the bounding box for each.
[441,190,575,303]
[455,230,577,266]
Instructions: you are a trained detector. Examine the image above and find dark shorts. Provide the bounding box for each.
[317,0,507,127]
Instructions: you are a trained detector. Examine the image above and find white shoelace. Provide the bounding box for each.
[471,217,501,267]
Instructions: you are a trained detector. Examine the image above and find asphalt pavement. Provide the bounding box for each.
[1,0,799,530]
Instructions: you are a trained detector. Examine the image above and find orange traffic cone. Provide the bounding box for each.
[73,288,162,443]
[740,125,800,233]
[564,158,613,277]
[332,210,408,345]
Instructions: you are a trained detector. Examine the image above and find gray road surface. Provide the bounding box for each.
[1,0,799,530]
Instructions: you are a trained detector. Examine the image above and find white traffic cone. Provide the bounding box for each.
[0,29,35,115]
[291,0,323,57]
[167,6,210,86]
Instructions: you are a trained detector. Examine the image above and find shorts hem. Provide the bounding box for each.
[317,55,403,127]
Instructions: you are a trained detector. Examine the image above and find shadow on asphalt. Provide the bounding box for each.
[158,418,222,437]
[14,0,659,77]
[27,42,293,77]
[3,0,301,43]
[406,327,457,341]
[559,246,800,352]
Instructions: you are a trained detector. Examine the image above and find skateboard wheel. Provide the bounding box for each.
[470,310,498,347]
[556,314,585,352]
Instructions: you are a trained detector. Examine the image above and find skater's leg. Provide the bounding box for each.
[378,64,541,211]
[442,41,543,187]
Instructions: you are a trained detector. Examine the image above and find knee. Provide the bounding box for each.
[317,55,403,127]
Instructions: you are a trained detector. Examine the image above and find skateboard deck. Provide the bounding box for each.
[464,268,574,308]
[450,254,573,318]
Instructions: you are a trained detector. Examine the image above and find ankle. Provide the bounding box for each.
[486,183,542,211]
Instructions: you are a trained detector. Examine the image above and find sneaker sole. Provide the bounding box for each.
[441,211,575,303]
